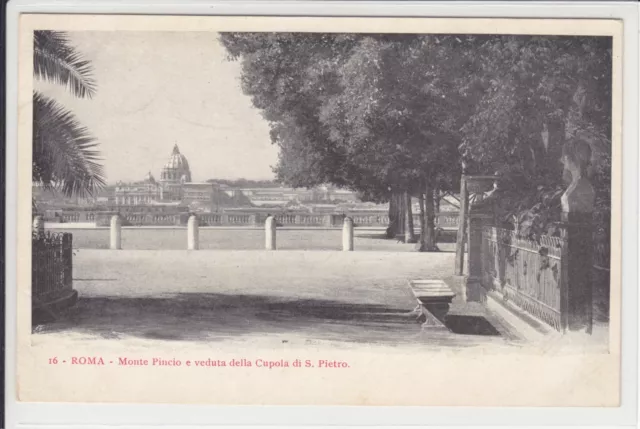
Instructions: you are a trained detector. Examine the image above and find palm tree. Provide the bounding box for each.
[33,30,105,199]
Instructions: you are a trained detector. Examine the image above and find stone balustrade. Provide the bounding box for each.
[107,214,361,252]
[45,209,460,229]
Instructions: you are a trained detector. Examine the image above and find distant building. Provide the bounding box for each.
[183,182,218,202]
[158,144,191,201]
[114,172,161,205]
[323,186,361,202]
[35,144,366,213]
[114,144,219,207]
[233,185,360,206]
[108,145,362,209]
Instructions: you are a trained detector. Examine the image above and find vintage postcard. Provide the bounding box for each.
[16,14,622,406]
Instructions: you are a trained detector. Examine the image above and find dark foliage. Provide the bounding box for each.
[33,92,106,198]
[219,32,612,248]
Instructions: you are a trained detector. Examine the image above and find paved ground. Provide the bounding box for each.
[34,249,524,350]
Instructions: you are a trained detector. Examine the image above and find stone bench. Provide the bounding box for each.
[408,279,456,330]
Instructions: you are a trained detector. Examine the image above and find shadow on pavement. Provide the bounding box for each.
[445,315,501,336]
[34,293,429,345]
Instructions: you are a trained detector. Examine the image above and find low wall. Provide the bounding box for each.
[94,212,189,227]
[47,209,460,229]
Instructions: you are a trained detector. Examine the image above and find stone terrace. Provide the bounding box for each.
[34,249,524,349]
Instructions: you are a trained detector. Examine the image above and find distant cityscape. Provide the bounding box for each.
[34,144,372,214]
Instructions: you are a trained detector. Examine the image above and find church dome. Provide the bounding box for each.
[161,144,192,182]
[144,171,156,183]
[164,144,190,171]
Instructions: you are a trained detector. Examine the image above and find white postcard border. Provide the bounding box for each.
[5,1,639,427]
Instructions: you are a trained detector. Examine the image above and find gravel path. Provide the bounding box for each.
[33,249,516,349]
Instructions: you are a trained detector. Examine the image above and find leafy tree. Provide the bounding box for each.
[459,36,612,239]
[220,32,612,252]
[220,33,468,250]
[33,31,105,200]
[317,35,474,249]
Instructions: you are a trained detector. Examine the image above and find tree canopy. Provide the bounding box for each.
[220,33,468,199]
[219,32,612,243]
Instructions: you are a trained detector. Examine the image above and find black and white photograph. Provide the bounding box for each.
[17,15,622,406]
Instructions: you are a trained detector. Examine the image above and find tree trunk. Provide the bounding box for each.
[386,193,397,238]
[424,181,438,250]
[415,192,427,251]
[386,191,405,239]
[416,181,439,252]
[398,192,406,239]
[418,193,426,240]
[404,191,416,243]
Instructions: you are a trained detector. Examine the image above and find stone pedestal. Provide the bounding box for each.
[110,215,122,250]
[187,215,199,250]
[559,139,595,334]
[408,280,456,330]
[342,217,354,251]
[464,211,492,302]
[420,302,452,330]
[265,216,276,250]
[454,176,468,275]
[560,212,593,333]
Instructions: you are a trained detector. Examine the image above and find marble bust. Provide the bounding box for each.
[560,139,595,214]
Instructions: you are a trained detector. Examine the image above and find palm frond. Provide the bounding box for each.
[34,31,97,99]
[33,91,106,198]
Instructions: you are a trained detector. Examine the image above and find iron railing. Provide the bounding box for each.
[32,232,73,305]
[481,226,611,330]
[481,227,565,330]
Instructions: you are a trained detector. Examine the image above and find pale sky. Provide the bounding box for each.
[35,31,279,184]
